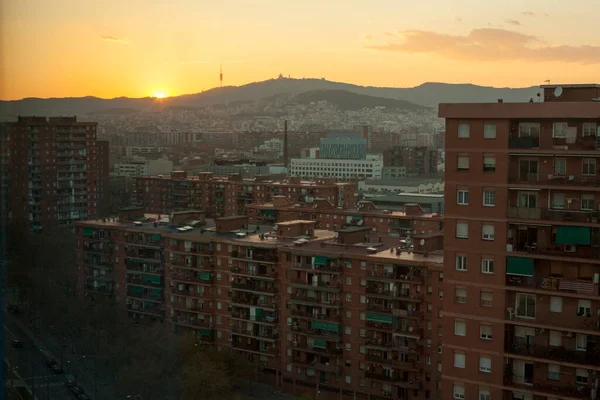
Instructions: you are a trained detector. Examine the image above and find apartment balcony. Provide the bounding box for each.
[506,274,600,297]
[83,245,112,254]
[230,265,277,279]
[170,244,213,255]
[230,310,278,324]
[231,281,276,294]
[366,269,424,283]
[125,264,164,275]
[289,293,342,307]
[290,308,341,322]
[364,371,401,383]
[291,262,342,274]
[126,275,163,288]
[365,304,423,319]
[505,377,591,400]
[507,206,600,224]
[84,284,114,295]
[169,258,214,270]
[232,251,278,264]
[365,286,416,300]
[366,316,422,337]
[364,353,419,370]
[506,341,600,370]
[231,295,276,309]
[292,359,341,374]
[231,326,278,340]
[125,249,162,261]
[509,136,540,149]
[170,316,213,329]
[170,272,214,285]
[126,288,163,302]
[290,277,342,292]
[231,341,277,356]
[291,340,343,357]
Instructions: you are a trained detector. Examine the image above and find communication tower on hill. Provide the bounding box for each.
[220,65,223,88]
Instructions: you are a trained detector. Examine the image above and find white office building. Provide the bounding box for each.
[290,156,383,180]
[114,159,173,177]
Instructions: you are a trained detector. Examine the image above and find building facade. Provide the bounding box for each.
[319,134,368,160]
[440,85,600,400]
[1,116,103,232]
[133,172,356,217]
[290,157,384,180]
[385,147,438,177]
[75,211,444,400]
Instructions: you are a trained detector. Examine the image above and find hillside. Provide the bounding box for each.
[294,89,428,111]
[0,78,540,117]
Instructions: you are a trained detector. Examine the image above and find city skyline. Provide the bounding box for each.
[2,0,600,100]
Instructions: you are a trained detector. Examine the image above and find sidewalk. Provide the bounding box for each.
[9,315,114,400]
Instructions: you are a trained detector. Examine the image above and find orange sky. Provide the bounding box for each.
[1,0,599,100]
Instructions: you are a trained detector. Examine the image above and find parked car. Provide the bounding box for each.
[12,339,23,348]
[64,375,77,387]
[51,364,64,374]
[70,386,83,396]
[78,394,91,400]
[46,358,58,368]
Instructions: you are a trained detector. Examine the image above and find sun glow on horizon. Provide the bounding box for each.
[152,90,168,99]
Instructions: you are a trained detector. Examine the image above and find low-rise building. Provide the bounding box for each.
[290,157,384,180]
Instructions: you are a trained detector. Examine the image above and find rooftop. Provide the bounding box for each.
[438,101,600,119]
[249,202,442,219]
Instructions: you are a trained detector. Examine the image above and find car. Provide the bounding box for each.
[51,364,64,374]
[46,358,58,368]
[12,340,23,348]
[78,394,91,400]
[64,375,76,387]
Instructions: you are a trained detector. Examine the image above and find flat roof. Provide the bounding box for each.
[276,220,315,226]
[540,84,600,88]
[336,226,372,233]
[249,202,442,219]
[439,102,600,119]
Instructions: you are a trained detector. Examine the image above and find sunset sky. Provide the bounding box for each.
[1,0,599,100]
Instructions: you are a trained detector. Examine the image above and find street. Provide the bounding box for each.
[4,320,74,400]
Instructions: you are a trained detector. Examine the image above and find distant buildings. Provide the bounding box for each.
[113,159,174,178]
[290,156,384,180]
[0,116,107,232]
[319,133,367,159]
[255,138,284,157]
[384,146,439,177]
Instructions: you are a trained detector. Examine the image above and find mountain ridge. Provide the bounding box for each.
[0,78,540,117]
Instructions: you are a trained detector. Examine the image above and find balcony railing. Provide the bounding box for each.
[290,277,342,290]
[291,262,342,274]
[291,341,343,356]
[171,316,213,329]
[506,342,600,367]
[126,304,163,316]
[126,277,163,288]
[364,371,401,382]
[293,359,340,374]
[366,305,422,318]
[366,269,423,282]
[231,326,278,339]
[84,284,114,294]
[231,295,276,309]
[126,291,162,301]
[230,311,278,324]
[509,136,540,149]
[290,308,341,322]
[366,321,422,336]
[290,293,342,307]
[365,353,418,369]
[231,282,276,293]
[506,274,600,297]
[230,266,277,278]
[505,378,591,400]
[231,342,277,355]
[366,286,412,298]
[170,273,213,284]
[507,207,600,223]
[507,241,600,259]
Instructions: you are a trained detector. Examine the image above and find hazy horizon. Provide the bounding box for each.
[2,0,599,100]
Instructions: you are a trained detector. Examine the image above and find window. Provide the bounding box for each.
[482,224,494,240]
[457,155,470,171]
[553,122,568,138]
[479,356,491,373]
[519,122,540,137]
[456,255,467,271]
[455,287,467,304]
[578,299,591,316]
[458,122,470,138]
[345,376,351,384]
[581,194,595,211]
[547,364,560,380]
[582,122,597,137]
[576,369,589,385]
[479,390,491,400]
[456,222,468,239]
[345,293,351,302]
[576,334,587,351]
[345,326,351,335]
[480,291,493,307]
[454,352,465,368]
[454,319,466,336]
[552,192,565,209]
[516,293,536,318]
[549,330,562,346]
[582,158,596,175]
[480,324,492,340]
[426,356,431,365]
[483,190,496,207]
[453,384,465,400]
[481,258,494,274]
[519,191,538,208]
[483,155,496,172]
[549,296,563,313]
[483,123,496,139]
[553,158,566,176]
[457,189,469,205]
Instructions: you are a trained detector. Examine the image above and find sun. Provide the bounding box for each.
[152,90,167,99]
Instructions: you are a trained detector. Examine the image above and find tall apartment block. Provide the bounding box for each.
[75,208,444,400]
[440,84,600,400]
[133,172,356,217]
[1,116,106,232]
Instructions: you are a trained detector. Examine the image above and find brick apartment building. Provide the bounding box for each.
[133,172,356,217]
[440,84,600,400]
[0,116,107,232]
[75,208,444,400]
[384,147,438,177]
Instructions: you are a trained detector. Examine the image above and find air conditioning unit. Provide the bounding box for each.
[564,245,576,253]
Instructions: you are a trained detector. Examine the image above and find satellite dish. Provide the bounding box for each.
[554,87,563,97]
[420,239,425,246]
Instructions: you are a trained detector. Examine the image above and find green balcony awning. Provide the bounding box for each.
[506,257,534,277]
[311,320,340,333]
[313,256,328,266]
[143,301,156,308]
[199,329,213,337]
[143,274,161,284]
[151,234,162,241]
[151,288,162,296]
[556,226,591,245]
[200,271,212,281]
[314,339,327,349]
[83,227,95,237]
[130,286,143,295]
[367,312,394,324]
[352,216,363,221]
[264,210,276,216]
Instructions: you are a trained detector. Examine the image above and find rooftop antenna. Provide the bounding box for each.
[220,65,223,88]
